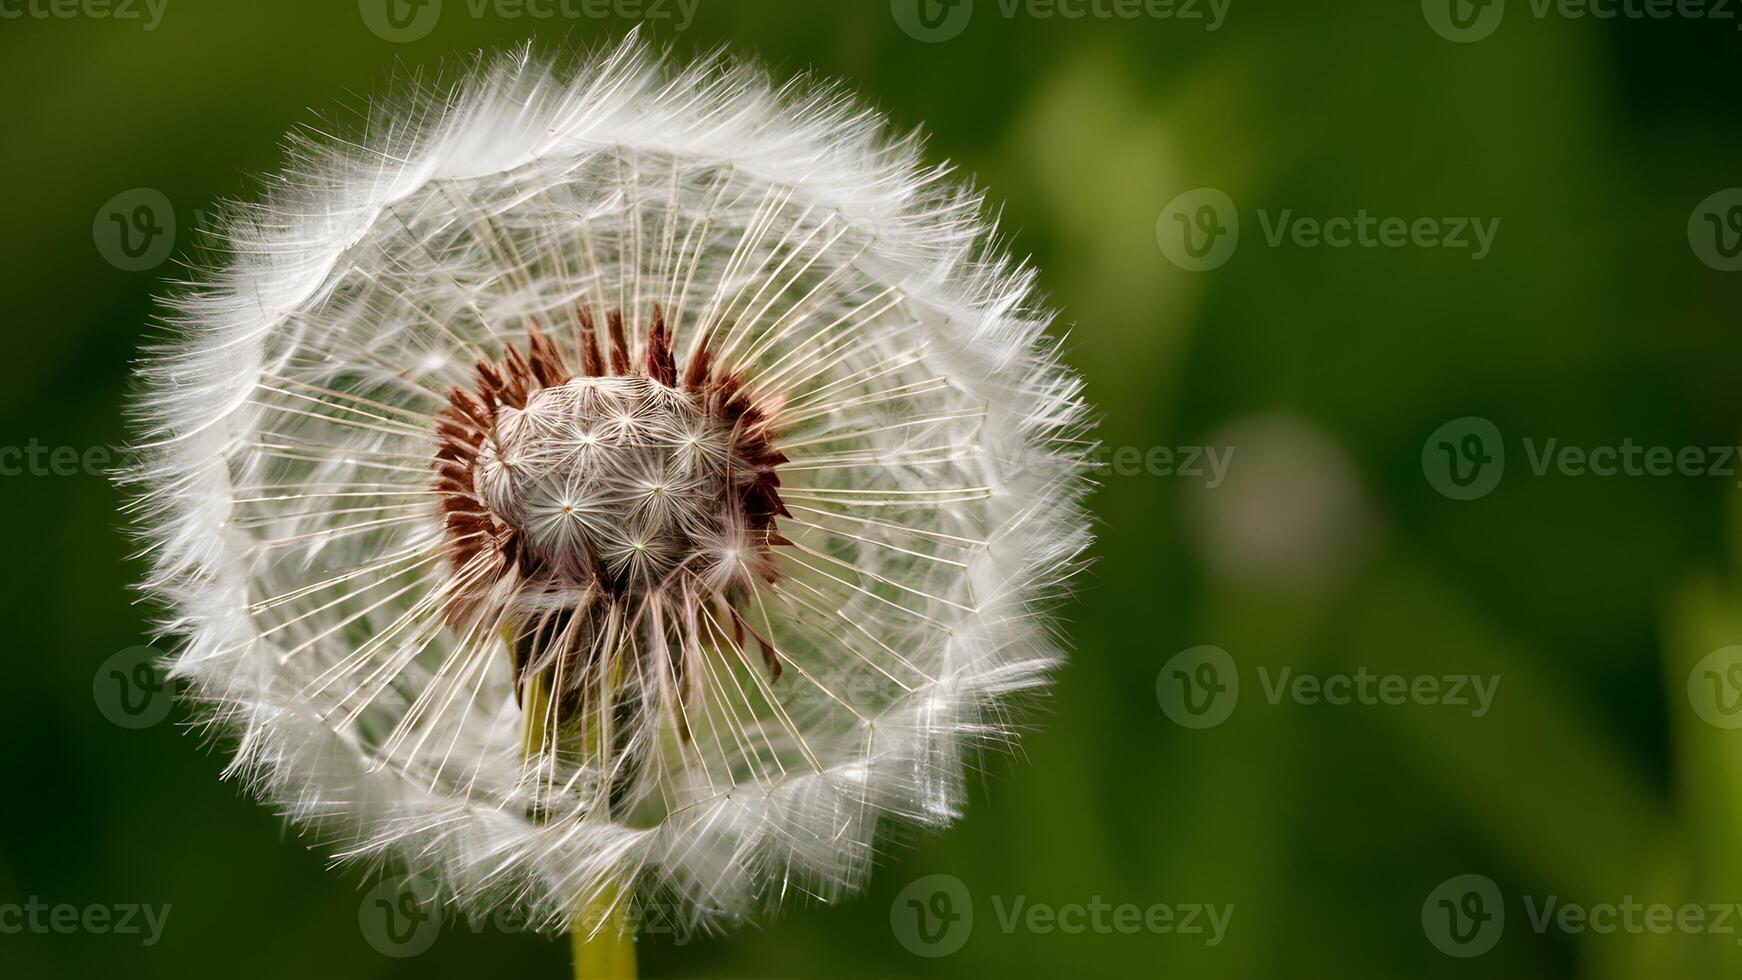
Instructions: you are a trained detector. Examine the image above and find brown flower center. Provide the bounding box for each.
[432,303,790,700]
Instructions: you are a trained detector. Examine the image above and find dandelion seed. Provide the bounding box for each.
[123,33,1094,947]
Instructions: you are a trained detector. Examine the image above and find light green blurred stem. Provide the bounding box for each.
[570,880,637,980]
[520,669,638,980]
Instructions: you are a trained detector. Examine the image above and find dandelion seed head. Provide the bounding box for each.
[123,32,1094,938]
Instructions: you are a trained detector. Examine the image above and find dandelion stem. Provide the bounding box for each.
[520,670,554,765]
[570,879,637,980]
[520,666,638,979]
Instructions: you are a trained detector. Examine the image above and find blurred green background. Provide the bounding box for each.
[6,0,1742,976]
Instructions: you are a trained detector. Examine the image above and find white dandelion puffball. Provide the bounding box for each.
[126,37,1092,934]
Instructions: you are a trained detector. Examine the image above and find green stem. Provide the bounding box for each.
[570,880,637,979]
[519,668,638,980]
